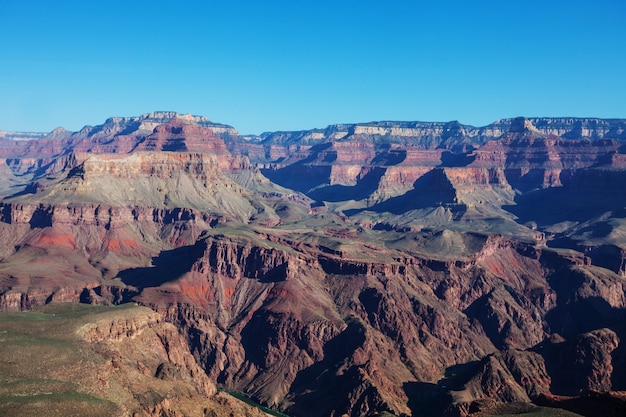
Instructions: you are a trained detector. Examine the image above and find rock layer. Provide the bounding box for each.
[1,112,626,416]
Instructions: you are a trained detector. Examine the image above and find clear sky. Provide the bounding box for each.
[1,0,625,135]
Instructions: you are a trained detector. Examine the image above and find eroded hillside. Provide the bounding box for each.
[1,112,626,416]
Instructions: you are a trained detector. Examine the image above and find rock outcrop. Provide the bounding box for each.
[1,112,626,416]
[0,303,269,417]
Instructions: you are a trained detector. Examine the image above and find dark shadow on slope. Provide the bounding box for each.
[5,162,85,200]
[591,151,618,168]
[3,181,42,200]
[238,310,291,371]
[260,144,335,194]
[542,262,626,392]
[503,186,624,227]
[545,295,624,341]
[345,168,459,216]
[0,203,12,224]
[296,142,334,163]
[541,292,626,394]
[464,292,513,351]
[262,163,333,194]
[370,147,407,166]
[404,361,480,417]
[537,327,625,396]
[508,170,544,194]
[586,244,626,274]
[5,156,66,180]
[611,322,626,391]
[575,222,614,239]
[534,391,626,417]
[29,205,53,228]
[530,256,626,394]
[545,266,625,338]
[161,139,188,152]
[403,382,451,417]
[118,242,204,290]
[439,150,475,167]
[547,240,626,276]
[116,121,142,136]
[507,168,626,226]
[550,241,626,276]
[308,167,386,202]
[284,318,374,417]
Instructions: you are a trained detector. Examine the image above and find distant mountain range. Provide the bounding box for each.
[4,112,626,149]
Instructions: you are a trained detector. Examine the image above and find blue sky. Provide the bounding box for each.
[1,0,625,134]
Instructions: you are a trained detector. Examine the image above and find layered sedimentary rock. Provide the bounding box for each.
[0,303,269,417]
[0,112,626,416]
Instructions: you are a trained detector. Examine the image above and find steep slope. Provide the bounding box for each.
[0,113,238,199]
[13,152,256,217]
[0,151,312,308]
[236,116,626,164]
[0,112,238,160]
[0,303,268,417]
[1,112,626,416]
[102,223,626,416]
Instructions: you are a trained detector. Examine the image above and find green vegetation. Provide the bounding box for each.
[0,391,119,417]
[0,302,276,417]
[485,402,584,417]
[220,389,291,417]
[0,304,127,416]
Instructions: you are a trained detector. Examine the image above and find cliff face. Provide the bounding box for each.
[2,151,297,225]
[1,112,626,416]
[0,303,270,417]
[0,112,238,158]
[242,116,626,163]
[110,228,626,416]
[134,119,232,154]
[259,124,625,232]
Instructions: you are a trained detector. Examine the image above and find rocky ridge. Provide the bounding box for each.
[0,112,626,416]
[0,303,270,417]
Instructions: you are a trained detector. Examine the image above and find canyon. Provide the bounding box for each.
[1,112,626,416]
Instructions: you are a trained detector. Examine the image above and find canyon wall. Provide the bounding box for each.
[0,112,626,416]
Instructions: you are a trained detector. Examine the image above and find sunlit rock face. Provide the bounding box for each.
[1,113,626,416]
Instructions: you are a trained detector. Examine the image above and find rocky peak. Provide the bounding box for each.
[138,111,238,136]
[42,127,73,141]
[136,119,231,154]
[508,117,542,134]
[151,117,201,133]
[102,111,209,126]
[83,112,238,142]
[142,111,210,122]
[49,126,69,135]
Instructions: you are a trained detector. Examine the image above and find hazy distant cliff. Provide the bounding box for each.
[3,114,625,160]
[254,116,626,146]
